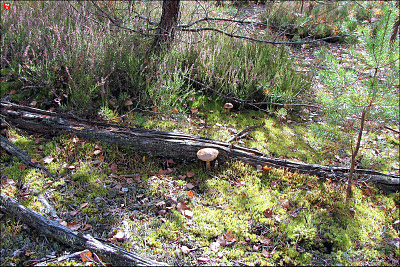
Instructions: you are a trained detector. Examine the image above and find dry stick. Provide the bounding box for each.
[227,125,262,143]
[0,134,53,178]
[0,192,167,266]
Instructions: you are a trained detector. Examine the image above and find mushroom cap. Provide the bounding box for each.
[224,103,233,109]
[197,148,219,162]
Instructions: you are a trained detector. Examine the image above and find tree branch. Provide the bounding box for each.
[181,26,349,45]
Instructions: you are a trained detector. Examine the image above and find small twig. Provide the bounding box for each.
[383,125,400,134]
[227,125,262,143]
[34,251,83,266]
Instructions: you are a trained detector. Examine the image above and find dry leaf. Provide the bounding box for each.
[181,246,190,255]
[43,156,53,164]
[25,250,35,256]
[80,202,89,209]
[171,108,178,114]
[186,191,193,199]
[224,231,234,242]
[186,171,195,178]
[280,198,289,208]
[99,155,105,162]
[164,168,172,174]
[184,210,193,218]
[126,178,134,184]
[261,249,270,258]
[125,99,133,106]
[176,200,189,215]
[158,210,166,216]
[93,150,102,155]
[263,208,273,218]
[197,257,209,262]
[113,231,125,240]
[31,158,40,163]
[68,222,81,231]
[70,210,79,216]
[186,183,195,190]
[80,250,94,262]
[17,163,26,170]
[110,163,118,174]
[82,224,92,231]
[210,242,220,252]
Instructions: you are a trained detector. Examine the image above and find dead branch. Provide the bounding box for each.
[1,100,398,192]
[227,126,261,143]
[0,192,167,266]
[0,134,53,177]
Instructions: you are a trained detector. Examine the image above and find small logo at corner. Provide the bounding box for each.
[4,3,11,10]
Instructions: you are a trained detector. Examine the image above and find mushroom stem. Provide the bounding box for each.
[206,161,211,170]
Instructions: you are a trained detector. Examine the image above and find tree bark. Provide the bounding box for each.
[0,193,167,266]
[152,0,181,50]
[1,100,399,192]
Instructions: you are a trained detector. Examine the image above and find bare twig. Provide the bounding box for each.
[181,27,348,45]
[227,125,262,143]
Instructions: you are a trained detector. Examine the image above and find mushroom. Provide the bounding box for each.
[224,103,233,113]
[197,148,219,171]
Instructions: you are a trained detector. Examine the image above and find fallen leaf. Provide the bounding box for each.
[186,191,193,199]
[197,257,209,262]
[17,164,26,170]
[80,202,89,209]
[164,168,172,174]
[99,155,105,162]
[171,108,178,114]
[210,242,220,252]
[25,250,35,256]
[224,231,234,242]
[126,178,134,184]
[82,224,92,231]
[186,171,195,178]
[93,149,102,155]
[241,192,247,197]
[176,200,190,214]
[31,158,40,163]
[158,210,166,216]
[110,163,118,174]
[263,208,273,218]
[70,210,79,216]
[259,237,270,245]
[125,99,133,106]
[184,210,193,218]
[280,198,289,208]
[261,249,270,258]
[80,249,94,262]
[181,246,190,255]
[186,183,195,190]
[67,222,81,231]
[113,231,125,240]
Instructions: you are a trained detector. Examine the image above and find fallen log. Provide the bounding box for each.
[1,100,399,192]
[0,192,167,266]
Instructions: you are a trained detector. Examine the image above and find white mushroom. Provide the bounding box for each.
[197,148,219,171]
[224,103,233,113]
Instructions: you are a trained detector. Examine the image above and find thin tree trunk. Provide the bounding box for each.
[346,108,367,203]
[152,0,181,50]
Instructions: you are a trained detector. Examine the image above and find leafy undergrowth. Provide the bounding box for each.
[1,129,399,266]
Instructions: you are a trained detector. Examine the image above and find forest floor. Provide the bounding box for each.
[1,3,399,267]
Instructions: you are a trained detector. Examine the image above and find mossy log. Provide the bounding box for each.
[1,100,399,192]
[0,192,167,266]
